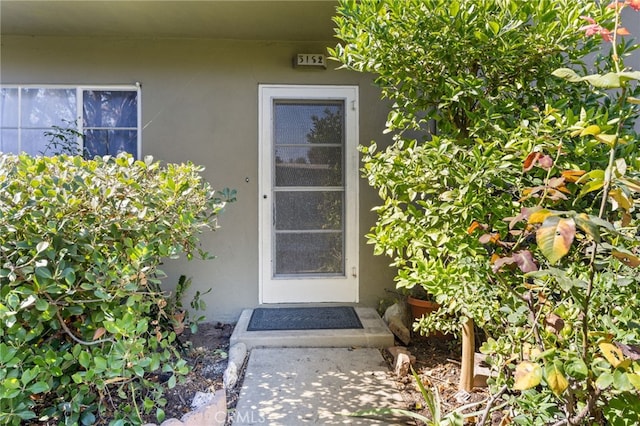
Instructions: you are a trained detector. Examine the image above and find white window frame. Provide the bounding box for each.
[0,84,142,158]
[258,84,360,304]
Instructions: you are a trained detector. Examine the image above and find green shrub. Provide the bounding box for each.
[0,153,234,425]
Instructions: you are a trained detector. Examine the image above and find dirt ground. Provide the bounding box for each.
[159,323,493,425]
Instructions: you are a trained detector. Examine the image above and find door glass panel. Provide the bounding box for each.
[273,100,345,277]
[274,146,342,186]
[275,191,343,230]
[274,103,343,145]
[275,232,343,275]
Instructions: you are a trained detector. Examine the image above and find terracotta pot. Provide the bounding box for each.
[407,296,440,319]
[407,296,449,339]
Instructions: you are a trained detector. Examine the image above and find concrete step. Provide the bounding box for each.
[229,305,394,350]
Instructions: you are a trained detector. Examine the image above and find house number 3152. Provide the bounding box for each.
[295,54,326,68]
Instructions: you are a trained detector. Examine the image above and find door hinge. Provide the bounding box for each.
[352,266,357,278]
[351,100,357,111]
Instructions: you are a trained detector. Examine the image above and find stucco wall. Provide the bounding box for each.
[0,35,398,322]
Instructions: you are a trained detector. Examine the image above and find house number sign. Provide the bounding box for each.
[294,53,326,69]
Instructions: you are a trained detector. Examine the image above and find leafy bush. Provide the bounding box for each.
[478,4,640,423]
[331,0,600,335]
[333,0,640,423]
[0,153,234,425]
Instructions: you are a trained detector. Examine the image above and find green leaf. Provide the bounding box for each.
[80,411,96,426]
[167,374,176,389]
[552,68,640,89]
[488,21,500,35]
[156,408,166,423]
[21,366,39,386]
[27,381,50,394]
[565,359,588,380]
[133,365,145,378]
[596,372,614,390]
[35,298,49,312]
[35,266,53,280]
[552,68,580,82]
[613,369,633,392]
[94,356,107,372]
[575,213,601,242]
[0,344,18,363]
[78,351,91,369]
[63,268,76,285]
[627,373,640,390]
[3,377,20,389]
[536,216,576,264]
[16,410,37,421]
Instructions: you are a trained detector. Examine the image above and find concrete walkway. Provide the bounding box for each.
[231,347,409,425]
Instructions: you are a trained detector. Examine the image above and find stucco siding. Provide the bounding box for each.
[0,35,397,322]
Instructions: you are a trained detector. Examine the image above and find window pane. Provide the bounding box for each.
[21,129,50,156]
[275,232,344,275]
[1,89,19,126]
[275,191,343,231]
[21,88,76,128]
[84,129,137,158]
[1,129,19,153]
[275,146,342,186]
[83,91,137,128]
[274,102,343,145]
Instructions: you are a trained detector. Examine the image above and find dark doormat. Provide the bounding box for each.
[247,306,363,331]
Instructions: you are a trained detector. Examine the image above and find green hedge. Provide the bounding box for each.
[0,153,234,425]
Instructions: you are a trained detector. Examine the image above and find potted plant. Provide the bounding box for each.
[405,286,439,322]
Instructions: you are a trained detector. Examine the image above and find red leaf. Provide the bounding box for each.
[492,255,516,273]
[538,155,554,170]
[561,169,586,183]
[479,233,500,244]
[467,221,486,234]
[523,152,540,172]
[93,327,106,341]
[513,250,538,273]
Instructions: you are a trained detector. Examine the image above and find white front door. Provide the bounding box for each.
[259,85,359,303]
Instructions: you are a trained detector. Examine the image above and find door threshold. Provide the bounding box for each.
[230,305,394,350]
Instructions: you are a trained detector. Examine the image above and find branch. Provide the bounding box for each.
[56,308,114,346]
[477,384,509,426]
[550,386,601,426]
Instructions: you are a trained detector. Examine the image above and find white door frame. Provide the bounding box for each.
[258,84,359,304]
